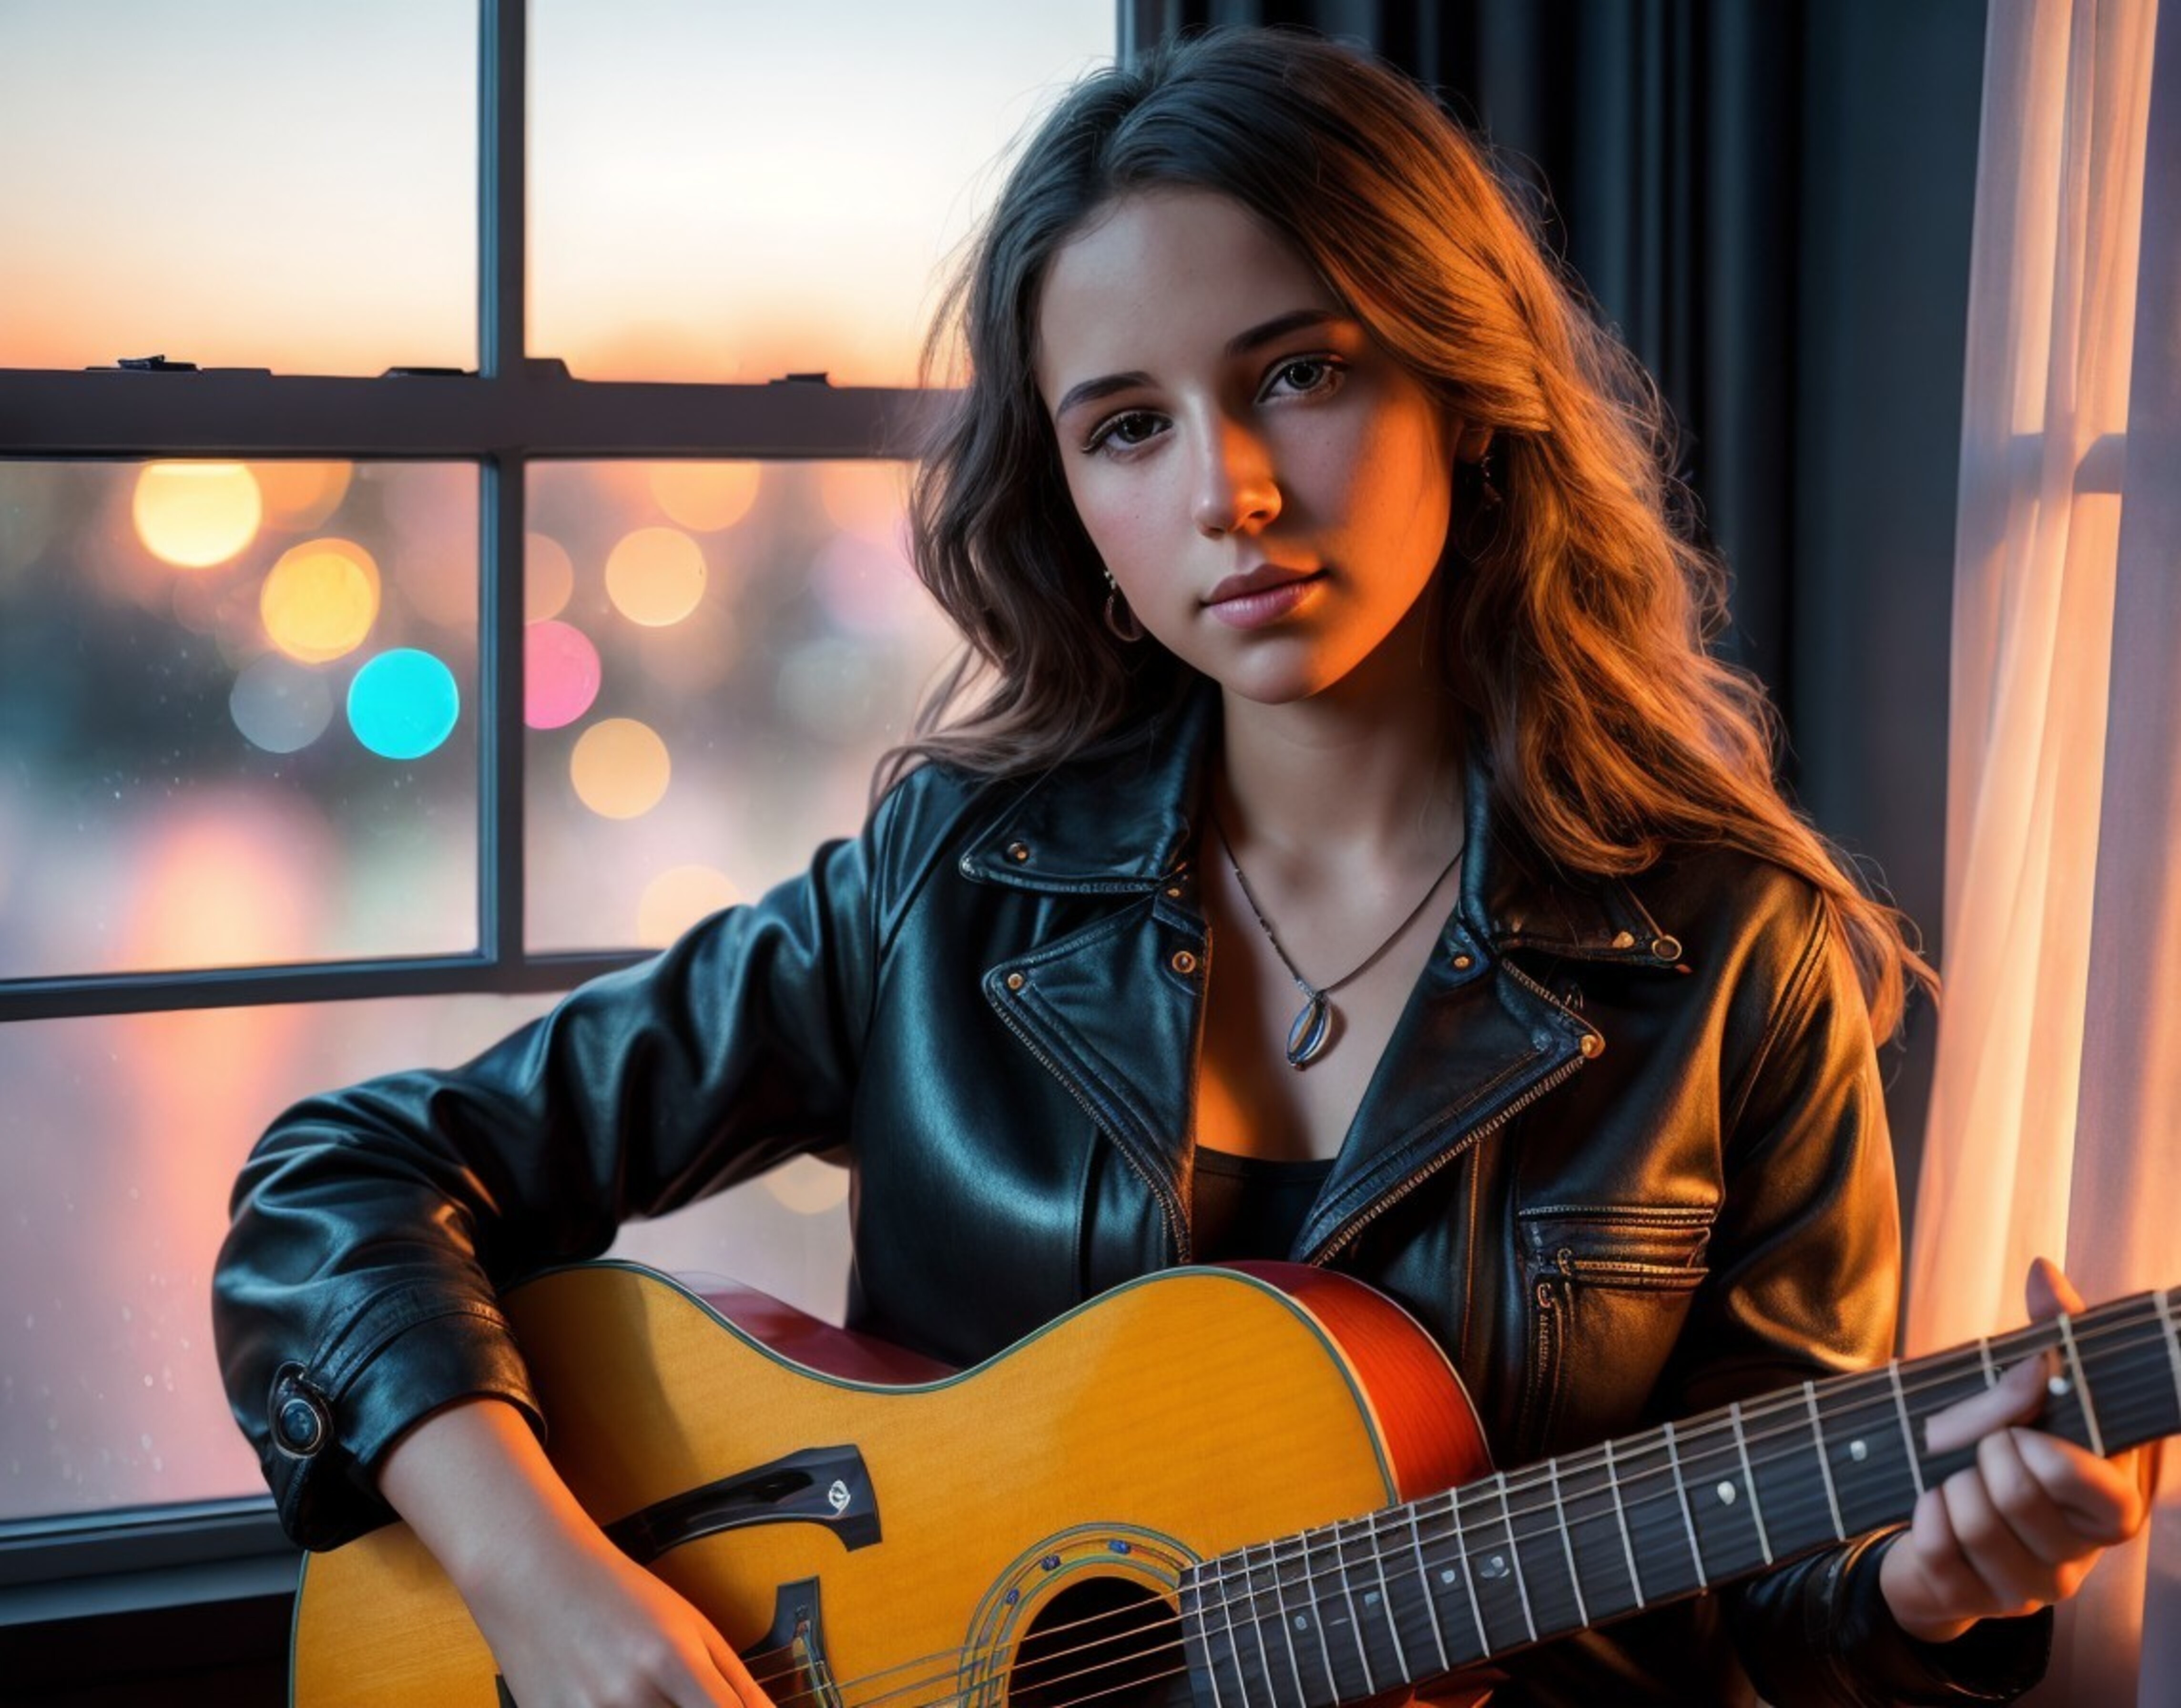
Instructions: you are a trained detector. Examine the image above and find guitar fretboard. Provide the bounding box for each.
[1177,1289,2181,1706]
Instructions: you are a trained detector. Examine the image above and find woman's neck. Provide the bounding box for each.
[1212,597,1466,869]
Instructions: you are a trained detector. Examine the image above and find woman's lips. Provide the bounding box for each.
[1205,566,1324,630]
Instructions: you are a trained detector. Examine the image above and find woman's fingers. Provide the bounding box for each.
[1924,1347,2047,1455]
[1880,1255,2151,1639]
[2027,1254,2085,1320]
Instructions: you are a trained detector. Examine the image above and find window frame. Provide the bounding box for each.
[0,0,1104,1614]
[0,0,937,1027]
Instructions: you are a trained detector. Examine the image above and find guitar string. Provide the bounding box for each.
[1179,1304,2173,1628]
[738,1596,1182,1708]
[729,1301,2171,1708]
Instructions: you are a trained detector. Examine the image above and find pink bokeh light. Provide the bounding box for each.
[524,619,603,730]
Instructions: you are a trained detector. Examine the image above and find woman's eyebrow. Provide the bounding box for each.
[1050,307,1354,425]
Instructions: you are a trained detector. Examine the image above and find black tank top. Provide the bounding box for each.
[1190,1146,1337,1263]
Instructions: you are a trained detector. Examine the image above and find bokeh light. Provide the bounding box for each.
[635,864,739,946]
[250,462,353,530]
[229,654,334,753]
[604,526,706,627]
[347,648,460,760]
[132,463,263,568]
[524,620,602,730]
[261,539,381,662]
[817,460,908,546]
[650,462,761,532]
[525,531,576,620]
[570,717,669,818]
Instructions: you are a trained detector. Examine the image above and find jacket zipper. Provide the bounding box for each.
[1311,959,1592,1264]
[987,986,1193,1264]
[1519,1246,1575,1449]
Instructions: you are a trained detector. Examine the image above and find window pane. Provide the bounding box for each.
[0,1,474,376]
[525,460,957,951]
[529,0,1114,385]
[0,993,847,1522]
[0,460,478,978]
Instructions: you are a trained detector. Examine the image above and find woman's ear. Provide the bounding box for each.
[1453,424,1495,467]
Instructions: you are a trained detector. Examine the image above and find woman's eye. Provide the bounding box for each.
[1086,410,1163,455]
[1270,356,1340,396]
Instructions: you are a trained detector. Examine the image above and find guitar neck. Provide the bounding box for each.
[1180,1288,2181,1700]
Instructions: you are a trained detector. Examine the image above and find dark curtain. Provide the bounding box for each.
[1118,0,1988,1240]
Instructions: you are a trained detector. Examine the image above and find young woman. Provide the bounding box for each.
[214,28,2142,1707]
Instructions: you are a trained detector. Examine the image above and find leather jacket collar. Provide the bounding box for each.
[958,685,1687,972]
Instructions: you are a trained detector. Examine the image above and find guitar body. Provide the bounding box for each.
[291,1261,1493,1707]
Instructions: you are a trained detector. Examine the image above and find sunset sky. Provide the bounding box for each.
[0,0,1113,384]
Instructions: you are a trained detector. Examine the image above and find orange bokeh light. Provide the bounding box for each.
[570,718,670,818]
[251,461,354,530]
[132,462,264,569]
[817,461,908,547]
[604,526,707,627]
[260,538,381,662]
[650,462,762,532]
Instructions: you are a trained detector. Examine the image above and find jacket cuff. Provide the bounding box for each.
[264,1291,544,1551]
[1827,1532,2052,1704]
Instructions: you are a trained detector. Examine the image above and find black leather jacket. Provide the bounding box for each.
[214,695,2045,1705]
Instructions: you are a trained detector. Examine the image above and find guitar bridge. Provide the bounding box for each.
[742,1576,841,1708]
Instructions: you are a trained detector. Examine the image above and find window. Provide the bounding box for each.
[0,0,1113,1572]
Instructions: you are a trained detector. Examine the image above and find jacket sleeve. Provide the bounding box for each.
[211,784,913,1551]
[1679,890,2049,1705]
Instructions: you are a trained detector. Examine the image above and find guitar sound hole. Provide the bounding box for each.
[1008,1577,1194,1708]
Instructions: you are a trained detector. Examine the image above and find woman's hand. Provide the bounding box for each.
[378,1398,772,1708]
[1877,1258,2150,1645]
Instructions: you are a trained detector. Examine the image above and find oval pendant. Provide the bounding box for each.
[1285,992,1332,1068]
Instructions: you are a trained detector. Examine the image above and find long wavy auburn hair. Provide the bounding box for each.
[890,27,1934,1038]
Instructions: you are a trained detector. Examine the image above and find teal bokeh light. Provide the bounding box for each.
[347,648,459,760]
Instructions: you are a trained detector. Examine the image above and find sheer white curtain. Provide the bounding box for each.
[1906,0,2177,1701]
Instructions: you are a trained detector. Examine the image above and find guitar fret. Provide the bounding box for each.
[1180,1567,1233,1708]
[1404,1502,1454,1673]
[1804,1381,1846,1541]
[1365,1511,1413,1682]
[1604,1436,1645,1606]
[1256,1541,1306,1708]
[1979,1335,1999,1388]
[1887,1361,1926,1496]
[2056,1314,2106,1457]
[1336,1519,1378,1696]
[1548,1457,1589,1629]
[1661,1421,1706,1583]
[1223,1551,1280,1708]
[2158,1291,2181,1419]
[1447,1485,1493,1656]
[1300,1526,1345,1703]
[1730,1402,1772,1564]
[1498,1473,1540,1643]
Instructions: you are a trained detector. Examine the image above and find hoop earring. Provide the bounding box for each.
[1103,571,1144,643]
[1473,442,1504,509]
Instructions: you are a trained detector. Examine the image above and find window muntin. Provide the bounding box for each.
[0,1,475,376]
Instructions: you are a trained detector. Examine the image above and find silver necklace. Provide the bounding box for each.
[1208,810,1464,1070]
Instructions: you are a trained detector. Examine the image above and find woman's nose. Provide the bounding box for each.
[1191,419,1281,538]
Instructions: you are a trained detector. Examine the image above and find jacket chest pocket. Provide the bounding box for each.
[1516,1205,1712,1458]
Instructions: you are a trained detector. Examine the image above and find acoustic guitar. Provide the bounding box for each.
[290,1260,2180,1707]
